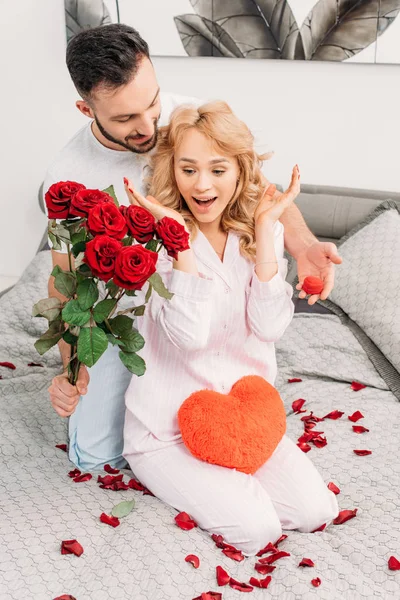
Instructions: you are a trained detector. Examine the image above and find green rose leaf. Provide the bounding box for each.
[133,305,146,317]
[62,329,78,345]
[119,350,146,376]
[145,283,152,303]
[103,184,119,207]
[32,297,62,321]
[109,315,134,336]
[51,265,62,277]
[106,334,125,347]
[120,330,145,353]
[145,239,158,252]
[148,272,173,300]
[105,280,120,298]
[48,232,61,251]
[34,320,64,355]
[54,271,77,298]
[71,229,87,245]
[62,299,91,326]
[71,240,87,258]
[122,236,133,247]
[76,279,99,310]
[93,299,117,323]
[77,326,108,367]
[125,289,137,297]
[111,499,136,518]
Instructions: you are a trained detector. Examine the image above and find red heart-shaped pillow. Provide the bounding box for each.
[178,375,286,474]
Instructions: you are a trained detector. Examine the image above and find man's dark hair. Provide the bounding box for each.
[66,23,150,99]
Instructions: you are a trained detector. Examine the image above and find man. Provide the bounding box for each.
[46,24,342,471]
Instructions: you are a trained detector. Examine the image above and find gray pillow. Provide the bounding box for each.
[326,200,400,374]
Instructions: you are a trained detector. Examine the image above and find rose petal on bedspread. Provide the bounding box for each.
[299,558,315,567]
[353,450,372,456]
[388,556,400,570]
[352,426,369,433]
[348,411,364,422]
[254,563,276,574]
[311,577,322,587]
[312,436,328,448]
[55,444,68,452]
[128,478,145,491]
[0,361,16,369]
[297,442,312,453]
[351,381,366,391]
[323,410,344,420]
[100,512,120,527]
[275,534,288,546]
[229,578,253,592]
[175,512,197,530]
[185,554,200,568]
[258,551,290,565]
[256,542,278,556]
[98,474,123,485]
[327,482,340,495]
[104,464,120,474]
[216,566,230,585]
[249,575,271,588]
[212,534,225,548]
[192,593,222,600]
[288,378,302,383]
[61,539,84,556]
[311,523,326,533]
[292,399,306,413]
[53,595,77,600]
[333,509,358,524]
[222,548,245,562]
[73,473,92,483]
[27,362,44,367]
[68,469,81,478]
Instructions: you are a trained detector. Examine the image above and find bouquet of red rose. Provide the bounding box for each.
[33,180,189,384]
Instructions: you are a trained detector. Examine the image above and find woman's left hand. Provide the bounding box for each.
[124,177,187,228]
[254,165,300,228]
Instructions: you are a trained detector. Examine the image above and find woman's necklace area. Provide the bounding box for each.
[207,231,228,261]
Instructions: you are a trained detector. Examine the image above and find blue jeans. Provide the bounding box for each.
[68,344,132,471]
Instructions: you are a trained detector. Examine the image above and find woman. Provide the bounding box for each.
[123,101,339,556]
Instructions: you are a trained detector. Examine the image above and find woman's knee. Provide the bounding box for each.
[227,510,282,557]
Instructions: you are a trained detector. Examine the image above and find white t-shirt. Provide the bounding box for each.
[43,92,201,252]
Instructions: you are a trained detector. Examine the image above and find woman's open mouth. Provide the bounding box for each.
[192,196,217,211]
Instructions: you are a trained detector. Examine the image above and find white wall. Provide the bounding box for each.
[1,0,400,285]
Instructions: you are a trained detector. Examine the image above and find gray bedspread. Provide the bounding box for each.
[0,251,399,600]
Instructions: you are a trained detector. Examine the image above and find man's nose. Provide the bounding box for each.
[135,114,155,137]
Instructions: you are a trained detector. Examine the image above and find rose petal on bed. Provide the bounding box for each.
[216,565,230,585]
[0,361,16,370]
[192,593,222,600]
[185,554,200,568]
[258,551,290,565]
[323,410,344,420]
[128,478,146,491]
[299,558,315,567]
[73,473,92,483]
[55,444,68,452]
[275,533,288,546]
[353,450,372,456]
[98,474,123,486]
[388,556,400,570]
[229,578,253,592]
[113,480,130,491]
[68,469,81,479]
[312,436,328,448]
[327,482,340,495]
[100,512,120,527]
[0,375,2,379]
[249,575,271,588]
[333,509,358,525]
[61,540,84,556]
[301,411,323,423]
[352,426,369,434]
[292,399,306,413]
[104,464,120,474]
[27,362,44,367]
[311,577,322,587]
[175,512,197,530]
[211,534,225,548]
[256,542,278,556]
[142,486,155,496]
[254,563,276,574]
[297,442,312,453]
[348,411,364,422]
[351,381,366,391]
[222,548,245,562]
[53,595,77,600]
[311,523,326,533]
[288,378,302,383]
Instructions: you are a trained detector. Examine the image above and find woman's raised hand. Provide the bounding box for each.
[254,165,300,228]
[124,177,186,228]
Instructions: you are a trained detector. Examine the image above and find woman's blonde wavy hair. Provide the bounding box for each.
[147,100,270,261]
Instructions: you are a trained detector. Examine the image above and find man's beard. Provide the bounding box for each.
[94,114,159,154]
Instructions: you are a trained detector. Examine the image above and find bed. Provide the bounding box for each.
[1,186,399,600]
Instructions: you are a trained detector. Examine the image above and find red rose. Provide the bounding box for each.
[125,205,156,243]
[84,235,122,281]
[113,245,158,290]
[156,217,190,260]
[45,181,86,219]
[70,189,113,218]
[87,202,128,240]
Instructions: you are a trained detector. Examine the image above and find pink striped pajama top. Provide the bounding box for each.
[123,221,294,455]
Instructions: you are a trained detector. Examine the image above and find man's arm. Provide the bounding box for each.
[279,202,317,259]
